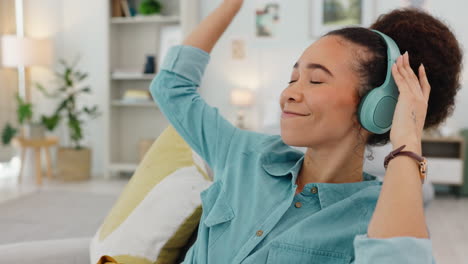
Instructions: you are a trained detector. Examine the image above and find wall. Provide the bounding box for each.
[59,0,108,178]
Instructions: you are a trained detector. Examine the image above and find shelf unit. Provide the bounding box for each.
[110,15,180,24]
[111,73,156,80]
[421,136,465,196]
[111,100,156,108]
[104,0,199,178]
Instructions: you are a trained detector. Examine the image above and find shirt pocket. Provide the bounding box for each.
[200,180,235,248]
[266,242,352,264]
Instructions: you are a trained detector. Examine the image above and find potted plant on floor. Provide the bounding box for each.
[36,58,100,181]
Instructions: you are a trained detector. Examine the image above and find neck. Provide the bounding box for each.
[296,138,366,190]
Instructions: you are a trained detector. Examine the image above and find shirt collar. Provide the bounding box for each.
[260,137,304,177]
[260,136,382,209]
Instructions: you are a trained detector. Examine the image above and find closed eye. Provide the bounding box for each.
[288,80,323,85]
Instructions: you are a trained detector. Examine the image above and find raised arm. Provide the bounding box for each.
[352,50,435,264]
[183,0,243,53]
[150,0,259,180]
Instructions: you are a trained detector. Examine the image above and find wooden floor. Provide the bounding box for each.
[426,195,468,264]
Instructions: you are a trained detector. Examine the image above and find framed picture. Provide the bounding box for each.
[310,0,376,38]
[158,25,182,71]
[256,1,280,38]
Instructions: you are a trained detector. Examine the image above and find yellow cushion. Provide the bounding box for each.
[90,126,212,264]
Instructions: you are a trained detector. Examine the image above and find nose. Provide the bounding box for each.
[281,83,303,103]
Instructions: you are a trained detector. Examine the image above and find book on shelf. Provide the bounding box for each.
[121,0,131,17]
[112,0,124,17]
[122,89,152,102]
[128,0,137,16]
[113,0,137,17]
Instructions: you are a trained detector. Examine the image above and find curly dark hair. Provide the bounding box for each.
[325,8,463,146]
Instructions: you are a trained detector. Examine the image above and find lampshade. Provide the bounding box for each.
[1,35,53,67]
[230,88,254,107]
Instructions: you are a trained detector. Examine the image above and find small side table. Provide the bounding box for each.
[12,137,59,185]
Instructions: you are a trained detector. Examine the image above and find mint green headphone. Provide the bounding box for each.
[357,30,401,134]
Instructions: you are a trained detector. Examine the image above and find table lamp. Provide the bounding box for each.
[230,88,254,129]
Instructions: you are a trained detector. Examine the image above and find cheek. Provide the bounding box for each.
[304,91,357,122]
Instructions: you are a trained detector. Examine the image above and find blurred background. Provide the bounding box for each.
[0,0,466,263]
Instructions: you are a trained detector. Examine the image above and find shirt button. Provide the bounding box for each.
[311,187,318,194]
[295,202,302,208]
[256,230,264,237]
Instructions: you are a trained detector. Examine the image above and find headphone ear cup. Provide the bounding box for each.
[373,96,397,129]
[358,88,397,134]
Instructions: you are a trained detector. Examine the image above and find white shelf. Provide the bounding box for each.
[105,0,200,179]
[111,100,157,108]
[111,73,156,80]
[111,15,180,24]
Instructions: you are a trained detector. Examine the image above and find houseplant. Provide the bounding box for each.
[36,57,100,181]
[139,0,163,15]
[1,94,52,146]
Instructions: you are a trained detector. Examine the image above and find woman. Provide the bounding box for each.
[150,0,463,263]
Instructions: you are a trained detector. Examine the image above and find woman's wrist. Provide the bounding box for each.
[390,141,422,156]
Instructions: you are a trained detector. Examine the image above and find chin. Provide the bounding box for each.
[280,127,307,147]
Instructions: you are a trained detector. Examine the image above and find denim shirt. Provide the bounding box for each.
[149,45,435,264]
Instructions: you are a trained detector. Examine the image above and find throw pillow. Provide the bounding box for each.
[90,126,212,264]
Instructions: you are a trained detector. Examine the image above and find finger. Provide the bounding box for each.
[392,62,410,94]
[402,52,423,96]
[395,55,413,91]
[418,64,431,101]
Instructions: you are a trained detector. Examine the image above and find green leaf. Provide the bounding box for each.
[74,71,88,82]
[78,87,91,94]
[1,123,18,145]
[58,86,68,93]
[15,94,33,124]
[139,0,163,15]
[17,104,33,124]
[64,68,73,87]
[83,105,101,119]
[41,114,60,131]
[35,82,57,98]
[68,113,82,145]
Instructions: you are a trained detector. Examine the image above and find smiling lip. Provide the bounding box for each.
[281,111,311,118]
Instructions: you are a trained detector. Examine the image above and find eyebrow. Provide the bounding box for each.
[293,62,334,77]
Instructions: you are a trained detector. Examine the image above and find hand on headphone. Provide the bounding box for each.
[389,51,431,154]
